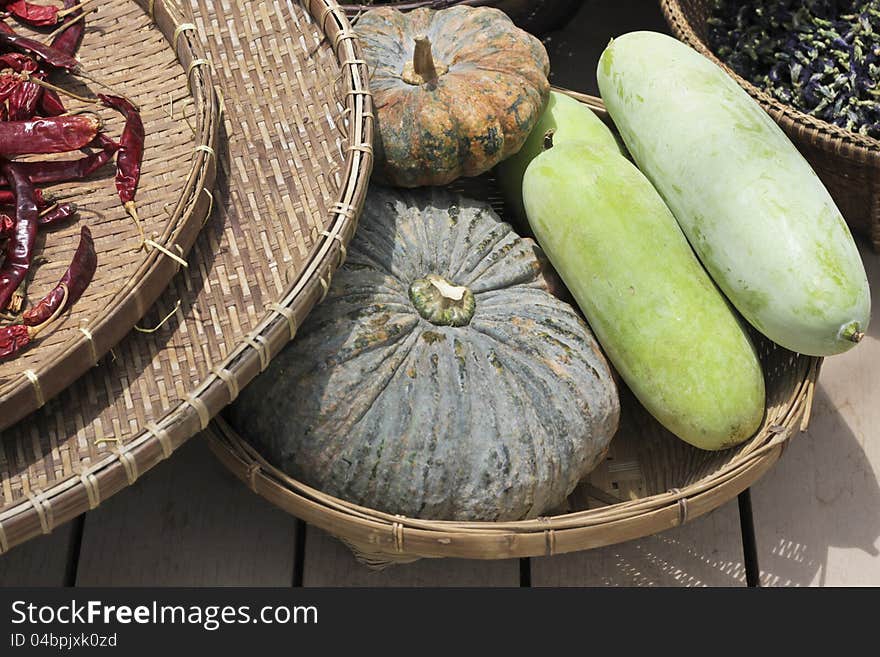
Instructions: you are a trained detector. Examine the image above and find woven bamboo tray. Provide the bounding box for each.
[660,0,880,252]
[0,0,218,431]
[341,1,580,35]
[0,0,372,556]
[207,90,823,567]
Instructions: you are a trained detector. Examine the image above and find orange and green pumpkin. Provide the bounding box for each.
[356,6,551,187]
[228,186,620,522]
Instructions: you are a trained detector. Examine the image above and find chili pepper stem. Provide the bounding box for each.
[46,6,99,42]
[125,200,146,247]
[21,73,95,104]
[8,279,27,314]
[57,0,98,20]
[27,284,68,339]
[38,203,60,218]
[73,71,138,110]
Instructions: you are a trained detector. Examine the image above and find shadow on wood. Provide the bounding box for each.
[530,498,747,586]
[753,385,880,586]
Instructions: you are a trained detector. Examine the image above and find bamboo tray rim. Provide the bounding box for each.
[205,354,819,559]
[0,0,219,431]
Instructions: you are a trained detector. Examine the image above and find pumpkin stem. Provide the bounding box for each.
[402,35,448,87]
[413,36,439,85]
[409,274,476,327]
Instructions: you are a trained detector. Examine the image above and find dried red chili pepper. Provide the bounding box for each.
[0,211,13,238]
[0,202,76,238]
[0,159,37,311]
[0,72,21,102]
[1,0,90,28]
[0,114,101,156]
[37,87,65,116]
[0,284,68,360]
[98,94,143,226]
[37,201,77,228]
[0,139,118,189]
[22,225,94,326]
[0,323,30,359]
[0,188,53,208]
[7,68,43,120]
[3,1,57,28]
[0,20,79,71]
[0,51,36,72]
[50,0,85,56]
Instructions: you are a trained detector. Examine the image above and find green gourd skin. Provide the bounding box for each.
[523,141,766,450]
[597,31,870,357]
[497,90,623,226]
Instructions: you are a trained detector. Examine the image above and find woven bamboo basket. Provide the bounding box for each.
[341,0,580,35]
[660,0,880,252]
[0,0,219,431]
[206,89,823,567]
[0,0,372,556]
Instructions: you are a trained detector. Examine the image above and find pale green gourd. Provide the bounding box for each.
[597,31,870,357]
[523,141,765,450]
[497,90,622,225]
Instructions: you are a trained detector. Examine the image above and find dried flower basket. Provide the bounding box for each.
[660,0,880,252]
[0,0,373,556]
[206,90,822,568]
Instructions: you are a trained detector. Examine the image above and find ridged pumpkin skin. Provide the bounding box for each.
[229,187,620,522]
[356,6,551,187]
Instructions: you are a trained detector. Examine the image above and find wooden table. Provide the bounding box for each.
[2,1,879,588]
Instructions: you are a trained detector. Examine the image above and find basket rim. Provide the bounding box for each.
[0,0,374,556]
[0,0,220,432]
[341,1,521,13]
[205,350,819,559]
[659,0,880,160]
[201,90,824,561]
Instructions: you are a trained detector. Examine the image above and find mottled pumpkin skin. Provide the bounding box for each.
[228,187,620,522]
[357,6,551,187]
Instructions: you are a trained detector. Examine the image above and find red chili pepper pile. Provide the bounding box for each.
[0,2,145,361]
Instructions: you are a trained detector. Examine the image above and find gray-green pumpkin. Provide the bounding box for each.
[228,186,620,521]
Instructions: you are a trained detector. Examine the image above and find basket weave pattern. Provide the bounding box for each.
[660,0,880,251]
[0,0,373,556]
[207,91,822,567]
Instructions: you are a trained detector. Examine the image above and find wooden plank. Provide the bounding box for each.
[543,0,671,95]
[0,523,75,587]
[751,240,880,586]
[302,527,520,587]
[531,499,746,586]
[75,436,298,587]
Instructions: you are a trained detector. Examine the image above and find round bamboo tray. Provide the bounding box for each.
[341,0,580,36]
[0,0,219,431]
[0,0,372,556]
[207,90,823,568]
[660,0,880,253]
